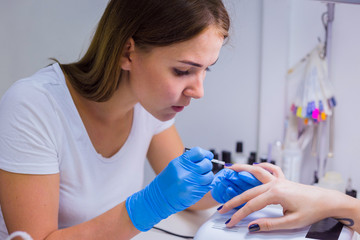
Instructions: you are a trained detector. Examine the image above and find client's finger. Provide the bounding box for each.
[225,189,276,228]
[255,163,285,179]
[218,183,269,214]
[227,164,275,183]
[247,213,303,232]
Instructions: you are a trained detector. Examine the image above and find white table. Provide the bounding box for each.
[195,205,356,240]
[132,207,218,240]
[132,205,360,240]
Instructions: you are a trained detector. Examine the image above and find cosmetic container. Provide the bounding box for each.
[232,141,247,164]
[282,141,302,182]
[247,151,257,165]
[221,150,232,164]
[209,149,221,173]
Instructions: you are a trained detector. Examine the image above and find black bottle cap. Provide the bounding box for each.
[248,156,256,165]
[260,157,267,163]
[209,149,216,154]
[345,178,357,198]
[212,152,223,173]
[248,151,257,164]
[222,151,232,163]
[270,160,276,165]
[313,171,319,184]
[212,162,220,173]
[236,142,243,153]
[346,189,357,198]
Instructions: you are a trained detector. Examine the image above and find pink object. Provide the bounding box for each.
[312,108,319,119]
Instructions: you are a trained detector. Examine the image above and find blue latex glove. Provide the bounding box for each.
[126,147,214,231]
[211,168,262,206]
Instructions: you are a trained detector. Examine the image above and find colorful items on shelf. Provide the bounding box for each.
[288,43,336,124]
[290,96,336,124]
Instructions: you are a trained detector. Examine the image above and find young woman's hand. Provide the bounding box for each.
[217,163,350,232]
[126,147,214,231]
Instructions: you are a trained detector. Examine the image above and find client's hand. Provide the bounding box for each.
[217,163,353,232]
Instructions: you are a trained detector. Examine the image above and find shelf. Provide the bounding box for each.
[317,0,360,4]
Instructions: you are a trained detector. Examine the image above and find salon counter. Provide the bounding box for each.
[132,205,360,240]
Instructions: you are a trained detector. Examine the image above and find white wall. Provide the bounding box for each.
[0,0,108,95]
[257,0,291,160]
[330,2,360,192]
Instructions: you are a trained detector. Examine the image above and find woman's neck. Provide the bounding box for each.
[65,76,137,125]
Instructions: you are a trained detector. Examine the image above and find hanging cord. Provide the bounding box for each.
[6,231,33,240]
[152,226,194,239]
[320,3,335,60]
[319,11,328,59]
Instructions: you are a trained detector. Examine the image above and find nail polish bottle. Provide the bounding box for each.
[282,138,302,182]
[346,178,357,198]
[210,149,221,173]
[260,156,267,163]
[248,151,257,165]
[232,141,246,164]
[222,150,232,165]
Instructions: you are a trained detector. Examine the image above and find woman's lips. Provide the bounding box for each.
[172,106,184,112]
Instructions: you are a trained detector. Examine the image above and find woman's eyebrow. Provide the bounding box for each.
[178,58,219,68]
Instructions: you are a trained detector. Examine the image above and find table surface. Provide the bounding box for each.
[132,206,218,240]
[132,206,360,240]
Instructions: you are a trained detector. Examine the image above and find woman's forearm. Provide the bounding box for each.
[46,202,139,240]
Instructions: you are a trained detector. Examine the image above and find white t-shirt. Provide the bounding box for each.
[0,63,174,237]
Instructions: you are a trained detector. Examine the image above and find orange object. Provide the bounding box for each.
[321,112,327,121]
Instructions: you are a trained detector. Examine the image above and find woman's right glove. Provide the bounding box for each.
[211,168,262,206]
[126,147,214,231]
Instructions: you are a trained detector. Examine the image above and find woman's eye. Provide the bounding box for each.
[173,68,190,76]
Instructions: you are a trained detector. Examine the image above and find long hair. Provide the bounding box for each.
[58,0,230,102]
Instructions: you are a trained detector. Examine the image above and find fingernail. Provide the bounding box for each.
[217,205,223,211]
[249,223,260,232]
[225,218,231,224]
[225,163,233,167]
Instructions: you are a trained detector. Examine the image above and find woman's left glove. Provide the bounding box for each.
[211,168,262,205]
[126,147,214,231]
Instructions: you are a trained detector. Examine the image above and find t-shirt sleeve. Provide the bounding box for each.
[0,81,59,174]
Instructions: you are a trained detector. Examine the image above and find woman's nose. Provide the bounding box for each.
[183,74,205,99]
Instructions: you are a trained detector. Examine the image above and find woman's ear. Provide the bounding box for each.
[120,38,135,71]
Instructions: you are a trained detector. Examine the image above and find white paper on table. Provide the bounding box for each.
[194,205,354,240]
